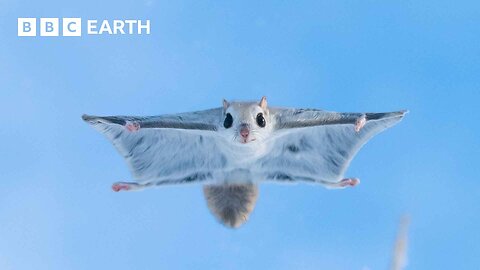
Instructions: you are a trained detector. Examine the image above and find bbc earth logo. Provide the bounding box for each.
[17,18,151,37]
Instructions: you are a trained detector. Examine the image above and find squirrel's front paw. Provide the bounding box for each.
[355,115,366,133]
[125,121,140,132]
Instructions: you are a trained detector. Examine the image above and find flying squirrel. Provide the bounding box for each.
[83,96,406,228]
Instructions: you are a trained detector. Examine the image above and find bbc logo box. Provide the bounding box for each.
[18,18,82,36]
[17,18,36,36]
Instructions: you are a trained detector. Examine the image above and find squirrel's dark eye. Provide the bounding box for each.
[224,113,233,129]
[256,113,266,127]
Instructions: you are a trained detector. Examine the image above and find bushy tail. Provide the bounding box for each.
[203,183,259,228]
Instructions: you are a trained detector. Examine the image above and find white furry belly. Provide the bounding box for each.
[215,140,270,183]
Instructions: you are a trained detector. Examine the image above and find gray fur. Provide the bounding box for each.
[203,183,259,228]
[82,98,406,228]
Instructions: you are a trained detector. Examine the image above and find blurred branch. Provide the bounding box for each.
[390,215,410,270]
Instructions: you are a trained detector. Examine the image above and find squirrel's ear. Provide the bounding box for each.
[223,99,230,110]
[259,96,267,110]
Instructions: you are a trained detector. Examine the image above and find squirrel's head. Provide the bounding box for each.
[220,96,272,144]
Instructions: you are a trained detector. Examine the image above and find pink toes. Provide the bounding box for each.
[339,178,360,187]
[355,115,366,133]
[125,121,140,132]
[112,183,131,192]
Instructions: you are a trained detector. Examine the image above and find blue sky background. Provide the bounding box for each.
[1,0,479,269]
